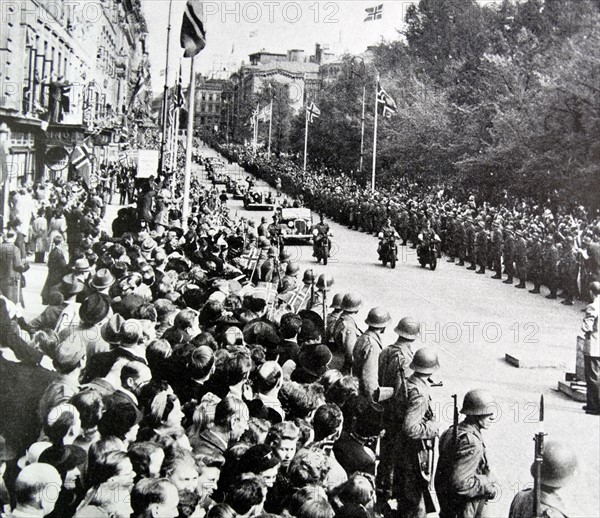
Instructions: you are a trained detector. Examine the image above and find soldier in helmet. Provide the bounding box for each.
[325,292,345,345]
[258,216,269,238]
[258,246,280,283]
[490,220,504,279]
[435,389,498,518]
[393,347,440,518]
[376,317,421,502]
[509,441,578,518]
[353,307,392,402]
[503,226,516,284]
[278,261,299,294]
[475,221,488,274]
[332,293,363,374]
[514,229,528,289]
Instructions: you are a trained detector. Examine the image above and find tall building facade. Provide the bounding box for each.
[0,0,151,223]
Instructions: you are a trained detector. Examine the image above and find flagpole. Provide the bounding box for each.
[181,55,197,232]
[267,99,273,158]
[171,106,181,173]
[159,0,173,175]
[359,85,366,177]
[371,74,379,192]
[303,109,309,172]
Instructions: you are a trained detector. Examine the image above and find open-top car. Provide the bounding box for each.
[244,189,276,210]
[280,207,313,244]
[232,179,249,199]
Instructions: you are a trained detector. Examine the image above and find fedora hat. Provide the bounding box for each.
[91,268,115,290]
[298,344,332,377]
[61,274,84,296]
[73,258,90,273]
[79,293,111,326]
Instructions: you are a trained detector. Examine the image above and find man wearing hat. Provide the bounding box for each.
[292,343,332,384]
[503,226,516,284]
[55,272,86,332]
[353,307,391,402]
[90,268,115,295]
[41,235,68,305]
[509,441,577,518]
[0,230,29,305]
[514,229,528,289]
[393,346,440,517]
[333,293,363,375]
[435,389,498,518]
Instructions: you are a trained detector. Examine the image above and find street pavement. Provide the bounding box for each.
[18,144,599,517]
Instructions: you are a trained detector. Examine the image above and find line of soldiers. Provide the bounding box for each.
[218,143,600,305]
[324,293,579,518]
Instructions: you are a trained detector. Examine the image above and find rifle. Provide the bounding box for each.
[533,394,546,518]
[452,394,459,447]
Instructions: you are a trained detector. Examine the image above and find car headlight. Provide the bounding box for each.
[288,221,294,228]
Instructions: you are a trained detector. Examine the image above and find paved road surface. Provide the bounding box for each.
[206,146,599,517]
[18,146,599,516]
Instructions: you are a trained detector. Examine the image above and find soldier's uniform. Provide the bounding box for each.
[503,230,516,284]
[490,224,504,279]
[543,241,559,298]
[475,224,487,274]
[509,488,568,518]
[435,421,496,518]
[465,220,476,270]
[558,244,578,304]
[353,329,384,401]
[325,308,343,344]
[455,217,466,266]
[446,216,457,262]
[393,374,439,518]
[333,312,361,374]
[514,232,528,288]
[398,209,410,245]
[528,236,543,293]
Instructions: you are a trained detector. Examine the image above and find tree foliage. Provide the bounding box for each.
[278,0,600,209]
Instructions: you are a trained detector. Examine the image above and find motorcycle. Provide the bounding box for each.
[418,242,438,270]
[379,236,398,269]
[314,234,330,265]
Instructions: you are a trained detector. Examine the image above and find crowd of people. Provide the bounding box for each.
[0,141,595,518]
[216,143,600,306]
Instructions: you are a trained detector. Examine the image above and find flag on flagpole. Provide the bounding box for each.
[257,104,272,122]
[305,101,320,123]
[377,82,397,118]
[180,0,206,58]
[175,65,185,108]
[364,4,383,21]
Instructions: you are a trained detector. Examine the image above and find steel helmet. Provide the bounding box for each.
[286,262,299,276]
[330,293,345,309]
[280,249,292,262]
[316,274,334,291]
[530,441,578,488]
[460,389,496,416]
[302,269,315,285]
[341,293,363,312]
[267,246,278,258]
[394,317,420,341]
[365,307,391,328]
[409,347,440,375]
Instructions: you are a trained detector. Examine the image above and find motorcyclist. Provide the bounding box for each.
[313,213,332,258]
[418,220,441,261]
[378,218,399,261]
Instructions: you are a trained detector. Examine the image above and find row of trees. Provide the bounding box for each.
[236,0,600,210]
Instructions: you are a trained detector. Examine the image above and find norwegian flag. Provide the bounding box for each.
[257,104,272,122]
[71,138,97,187]
[305,101,320,123]
[180,0,206,58]
[364,4,383,22]
[377,82,397,118]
